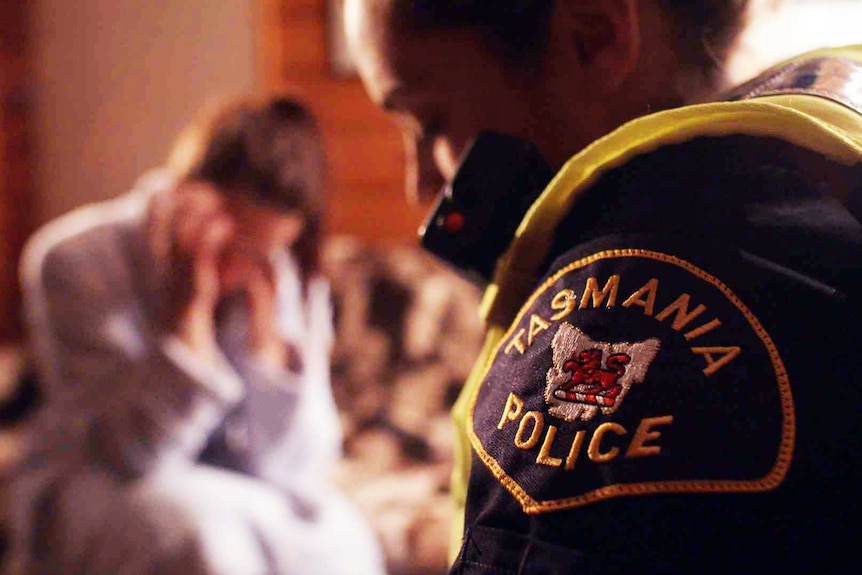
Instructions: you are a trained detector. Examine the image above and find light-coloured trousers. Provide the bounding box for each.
[11,464,386,575]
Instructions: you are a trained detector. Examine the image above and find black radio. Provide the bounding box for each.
[418,131,554,286]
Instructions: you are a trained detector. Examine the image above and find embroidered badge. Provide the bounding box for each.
[546,324,660,422]
[469,249,794,515]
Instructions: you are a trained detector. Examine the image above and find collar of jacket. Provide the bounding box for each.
[480,44,862,329]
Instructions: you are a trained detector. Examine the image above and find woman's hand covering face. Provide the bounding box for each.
[148,181,295,369]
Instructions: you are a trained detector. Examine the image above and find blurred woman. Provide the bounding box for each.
[3,95,386,575]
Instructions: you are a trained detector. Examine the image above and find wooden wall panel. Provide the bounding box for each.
[256,0,427,245]
[0,0,34,342]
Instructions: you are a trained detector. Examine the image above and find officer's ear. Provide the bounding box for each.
[552,0,641,94]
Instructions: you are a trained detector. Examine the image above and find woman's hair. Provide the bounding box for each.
[392,0,751,83]
[166,94,326,283]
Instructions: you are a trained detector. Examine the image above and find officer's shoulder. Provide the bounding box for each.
[471,228,800,515]
[545,134,862,288]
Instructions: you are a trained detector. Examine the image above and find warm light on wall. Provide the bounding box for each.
[730,0,862,83]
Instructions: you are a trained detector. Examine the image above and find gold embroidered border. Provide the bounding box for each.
[467,248,794,515]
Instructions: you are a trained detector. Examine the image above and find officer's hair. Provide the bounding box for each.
[167,93,327,284]
[391,0,555,64]
[661,0,751,84]
[392,0,751,87]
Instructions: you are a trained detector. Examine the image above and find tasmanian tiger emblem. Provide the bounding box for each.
[545,324,661,422]
[554,349,632,406]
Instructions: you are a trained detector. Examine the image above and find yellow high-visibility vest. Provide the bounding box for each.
[448,44,862,563]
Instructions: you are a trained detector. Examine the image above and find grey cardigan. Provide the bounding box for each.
[4,170,347,573]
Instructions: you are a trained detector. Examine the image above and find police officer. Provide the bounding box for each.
[345,0,862,572]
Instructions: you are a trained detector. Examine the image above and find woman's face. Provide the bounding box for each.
[217,196,304,291]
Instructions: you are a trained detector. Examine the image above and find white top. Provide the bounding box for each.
[17,169,343,491]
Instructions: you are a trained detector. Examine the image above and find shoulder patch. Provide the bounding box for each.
[469,249,793,514]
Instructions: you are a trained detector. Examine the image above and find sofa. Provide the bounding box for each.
[322,236,484,575]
